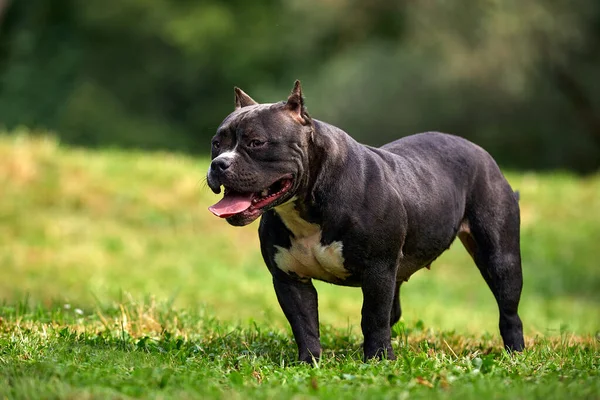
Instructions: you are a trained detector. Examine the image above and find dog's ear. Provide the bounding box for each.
[234,87,258,110]
[285,80,310,125]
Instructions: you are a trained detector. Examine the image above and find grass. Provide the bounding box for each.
[0,131,599,399]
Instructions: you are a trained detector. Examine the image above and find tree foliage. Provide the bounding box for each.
[1,0,599,171]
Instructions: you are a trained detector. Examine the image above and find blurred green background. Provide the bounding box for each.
[1,135,599,336]
[1,0,599,172]
[0,0,599,340]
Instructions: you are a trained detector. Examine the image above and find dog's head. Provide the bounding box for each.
[207,81,314,226]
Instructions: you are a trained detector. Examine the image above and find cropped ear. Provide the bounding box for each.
[234,87,258,110]
[285,80,310,125]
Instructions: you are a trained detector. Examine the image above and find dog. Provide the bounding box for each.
[206,81,525,362]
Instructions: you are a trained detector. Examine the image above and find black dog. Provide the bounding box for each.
[207,81,524,362]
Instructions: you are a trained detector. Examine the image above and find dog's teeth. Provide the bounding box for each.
[261,189,268,197]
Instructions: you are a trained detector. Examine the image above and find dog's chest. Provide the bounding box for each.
[273,202,349,282]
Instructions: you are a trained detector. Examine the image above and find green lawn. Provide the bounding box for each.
[1,132,599,399]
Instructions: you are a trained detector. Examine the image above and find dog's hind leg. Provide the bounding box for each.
[390,281,402,327]
[459,186,525,352]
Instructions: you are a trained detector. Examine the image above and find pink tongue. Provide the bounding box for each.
[208,192,254,218]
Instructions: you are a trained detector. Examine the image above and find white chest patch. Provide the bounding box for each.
[273,200,349,282]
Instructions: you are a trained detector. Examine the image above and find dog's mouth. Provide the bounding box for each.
[208,176,293,219]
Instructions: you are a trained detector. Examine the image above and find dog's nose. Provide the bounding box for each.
[211,157,231,172]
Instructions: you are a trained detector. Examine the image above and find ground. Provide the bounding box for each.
[0,132,598,399]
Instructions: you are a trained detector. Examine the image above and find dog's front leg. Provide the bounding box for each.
[361,263,397,361]
[272,274,321,363]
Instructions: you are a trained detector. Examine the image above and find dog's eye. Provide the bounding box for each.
[212,140,220,150]
[248,139,265,148]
